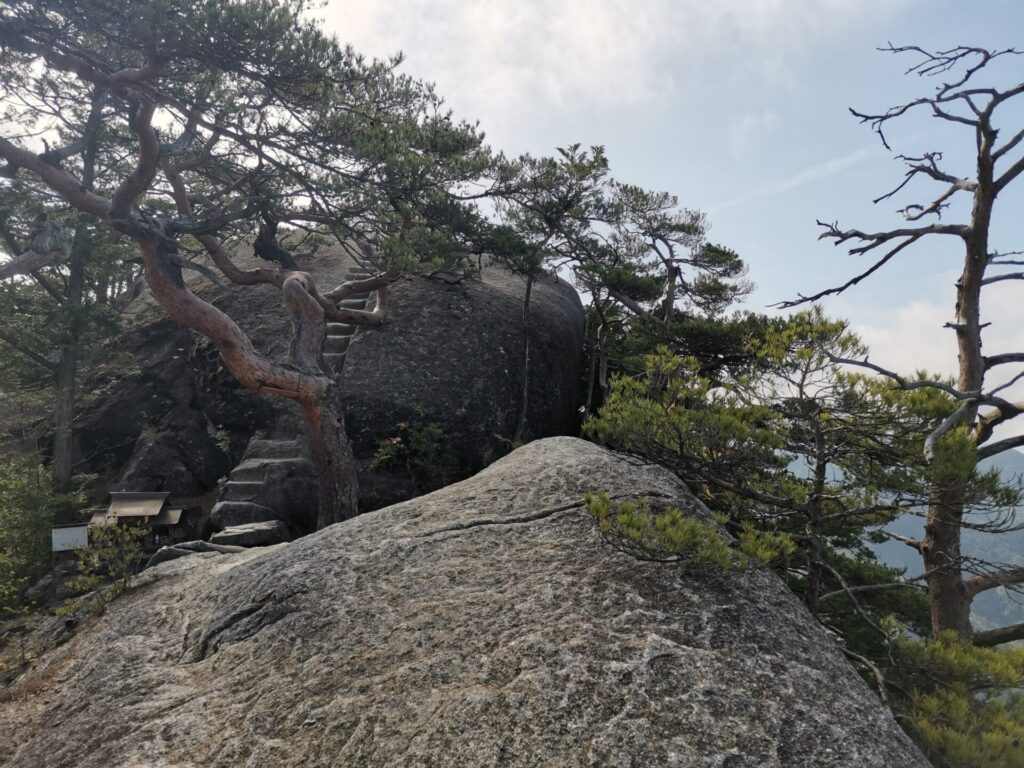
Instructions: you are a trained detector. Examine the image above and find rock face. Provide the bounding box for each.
[340,265,585,469]
[75,249,585,521]
[0,438,927,767]
[145,540,246,569]
[209,520,291,547]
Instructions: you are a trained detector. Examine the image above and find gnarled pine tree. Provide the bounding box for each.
[0,0,491,526]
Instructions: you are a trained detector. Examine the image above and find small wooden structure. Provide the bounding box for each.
[53,492,200,553]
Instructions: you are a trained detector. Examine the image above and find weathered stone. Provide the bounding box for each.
[217,448,319,532]
[209,520,291,547]
[117,419,230,497]
[209,500,279,529]
[340,265,585,471]
[0,438,927,767]
[145,540,246,569]
[20,560,78,609]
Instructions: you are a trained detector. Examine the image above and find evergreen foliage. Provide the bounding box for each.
[0,5,1020,761]
[0,453,83,617]
[584,305,1024,765]
[57,520,147,617]
[583,491,794,570]
[369,415,459,493]
[893,632,1024,768]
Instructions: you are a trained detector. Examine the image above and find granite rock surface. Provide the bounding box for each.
[0,438,928,767]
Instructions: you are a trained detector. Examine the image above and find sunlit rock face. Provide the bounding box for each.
[0,438,928,768]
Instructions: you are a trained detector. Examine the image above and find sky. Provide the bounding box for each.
[317,1,1024,400]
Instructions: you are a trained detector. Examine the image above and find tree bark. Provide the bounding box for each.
[922,483,973,637]
[597,321,610,401]
[804,420,828,617]
[920,118,994,638]
[51,222,87,494]
[301,383,359,528]
[138,237,361,526]
[583,319,599,416]
[52,93,101,493]
[973,620,1024,648]
[662,263,679,324]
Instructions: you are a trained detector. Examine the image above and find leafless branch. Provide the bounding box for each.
[978,434,1024,461]
[775,221,965,308]
[840,647,890,707]
[819,577,925,602]
[822,562,890,640]
[973,620,1024,647]
[874,530,924,552]
[985,352,1024,369]
[827,354,965,398]
[981,271,1024,286]
[965,565,1024,598]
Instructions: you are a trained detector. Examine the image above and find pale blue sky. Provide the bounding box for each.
[322,1,1024,383]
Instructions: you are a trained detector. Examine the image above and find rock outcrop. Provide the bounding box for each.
[145,541,246,569]
[209,520,291,547]
[339,264,585,469]
[0,438,927,767]
[75,249,585,523]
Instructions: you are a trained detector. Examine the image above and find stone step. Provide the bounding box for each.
[210,520,291,547]
[272,414,304,435]
[326,323,356,336]
[244,438,305,460]
[210,500,279,530]
[221,480,266,501]
[324,336,351,354]
[232,457,312,482]
[324,353,346,370]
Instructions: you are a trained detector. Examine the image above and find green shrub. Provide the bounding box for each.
[370,415,458,491]
[57,521,147,616]
[893,633,1024,768]
[584,492,793,570]
[0,454,82,618]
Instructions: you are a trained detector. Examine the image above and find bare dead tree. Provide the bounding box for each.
[780,44,1024,643]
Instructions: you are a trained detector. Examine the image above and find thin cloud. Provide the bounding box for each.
[320,0,913,143]
[730,110,781,160]
[708,145,879,214]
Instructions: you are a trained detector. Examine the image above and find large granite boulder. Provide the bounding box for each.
[341,266,585,469]
[0,438,927,767]
[74,249,585,510]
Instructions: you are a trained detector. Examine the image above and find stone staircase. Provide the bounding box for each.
[323,265,373,372]
[209,265,374,535]
[209,414,318,533]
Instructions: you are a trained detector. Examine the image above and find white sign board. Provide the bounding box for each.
[52,525,89,552]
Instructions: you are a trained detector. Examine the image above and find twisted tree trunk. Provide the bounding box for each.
[138,238,365,526]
